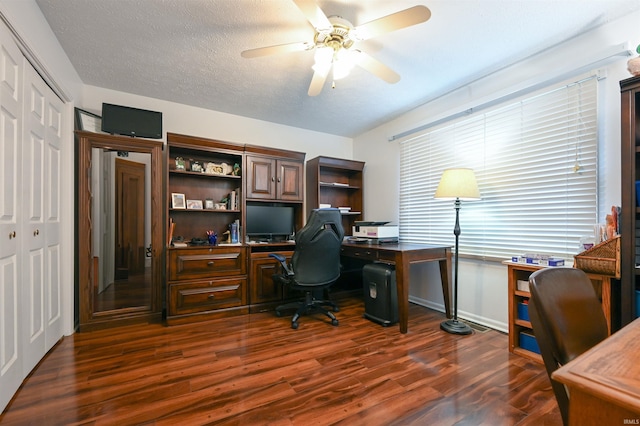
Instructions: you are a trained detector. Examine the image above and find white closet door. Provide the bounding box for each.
[21,60,63,372]
[21,60,46,374]
[43,78,63,352]
[0,23,24,412]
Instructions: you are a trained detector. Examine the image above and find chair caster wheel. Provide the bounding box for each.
[291,322,299,329]
[275,311,282,317]
[331,319,339,326]
[333,307,340,312]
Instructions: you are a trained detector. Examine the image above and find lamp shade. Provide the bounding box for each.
[434,168,481,200]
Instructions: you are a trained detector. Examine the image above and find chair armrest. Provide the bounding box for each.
[269,253,294,276]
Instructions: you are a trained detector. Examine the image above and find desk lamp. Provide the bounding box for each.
[434,168,480,335]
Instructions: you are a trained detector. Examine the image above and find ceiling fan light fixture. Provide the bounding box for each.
[332,49,355,80]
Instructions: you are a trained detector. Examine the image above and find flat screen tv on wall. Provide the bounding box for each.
[101,103,163,139]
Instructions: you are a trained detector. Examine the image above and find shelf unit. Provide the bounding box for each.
[620,76,640,326]
[306,156,364,236]
[506,261,616,362]
[505,262,543,363]
[165,133,248,324]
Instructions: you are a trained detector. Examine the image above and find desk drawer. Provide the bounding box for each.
[341,246,378,261]
[169,247,246,281]
[169,277,246,315]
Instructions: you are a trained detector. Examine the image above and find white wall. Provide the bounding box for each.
[354,10,640,332]
[81,85,352,160]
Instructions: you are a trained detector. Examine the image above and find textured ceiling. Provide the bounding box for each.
[35,0,640,138]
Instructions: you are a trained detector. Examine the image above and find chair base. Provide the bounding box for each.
[276,291,339,329]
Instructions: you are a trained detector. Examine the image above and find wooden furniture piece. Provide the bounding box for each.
[306,156,364,236]
[245,146,304,202]
[77,132,164,330]
[340,241,452,334]
[506,261,617,363]
[620,76,640,326]
[552,317,640,425]
[166,133,248,324]
[248,243,294,311]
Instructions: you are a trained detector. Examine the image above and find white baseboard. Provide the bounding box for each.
[409,295,508,334]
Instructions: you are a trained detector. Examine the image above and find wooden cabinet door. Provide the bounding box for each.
[277,160,303,201]
[246,155,276,199]
[250,252,292,304]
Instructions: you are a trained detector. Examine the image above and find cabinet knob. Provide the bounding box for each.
[207,261,214,266]
[33,229,40,236]
[9,231,16,239]
[208,294,215,299]
[277,177,281,182]
[271,176,275,182]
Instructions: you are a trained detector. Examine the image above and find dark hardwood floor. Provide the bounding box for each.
[0,298,561,425]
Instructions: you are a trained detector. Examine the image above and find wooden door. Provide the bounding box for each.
[250,252,292,305]
[0,23,23,412]
[246,155,275,199]
[114,158,145,279]
[276,159,303,201]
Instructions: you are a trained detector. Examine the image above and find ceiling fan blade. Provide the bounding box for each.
[292,0,332,31]
[308,54,332,96]
[353,5,431,41]
[241,41,312,58]
[353,50,400,84]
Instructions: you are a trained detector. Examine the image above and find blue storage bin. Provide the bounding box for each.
[636,181,640,206]
[520,332,541,354]
[517,302,530,322]
[636,290,640,318]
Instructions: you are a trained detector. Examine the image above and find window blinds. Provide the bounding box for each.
[399,76,598,260]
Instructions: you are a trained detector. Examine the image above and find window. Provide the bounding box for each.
[399,76,598,260]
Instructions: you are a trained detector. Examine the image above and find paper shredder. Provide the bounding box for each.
[363,263,398,326]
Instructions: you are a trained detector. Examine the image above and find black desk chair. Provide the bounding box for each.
[528,267,609,426]
[270,208,345,329]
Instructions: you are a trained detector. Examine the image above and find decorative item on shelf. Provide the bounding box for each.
[574,235,621,278]
[434,167,481,335]
[175,157,185,170]
[190,237,207,246]
[214,202,226,210]
[230,220,239,244]
[186,199,203,210]
[205,162,233,175]
[171,193,186,209]
[204,199,214,209]
[171,236,187,248]
[190,160,203,173]
[232,163,241,176]
[207,230,217,246]
[628,44,640,76]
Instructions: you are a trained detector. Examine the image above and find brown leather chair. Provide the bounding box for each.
[528,267,608,426]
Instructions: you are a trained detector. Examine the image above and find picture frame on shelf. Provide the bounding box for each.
[187,199,203,210]
[204,199,214,209]
[171,193,186,209]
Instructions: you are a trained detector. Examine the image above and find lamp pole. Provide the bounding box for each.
[440,197,473,335]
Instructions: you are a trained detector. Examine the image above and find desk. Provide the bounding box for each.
[341,242,452,334]
[552,317,640,425]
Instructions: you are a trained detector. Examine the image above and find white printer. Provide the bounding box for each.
[352,221,399,243]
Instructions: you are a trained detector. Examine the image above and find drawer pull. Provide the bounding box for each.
[208,294,215,299]
[207,261,214,266]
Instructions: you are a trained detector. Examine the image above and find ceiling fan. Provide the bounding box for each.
[241,0,431,96]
